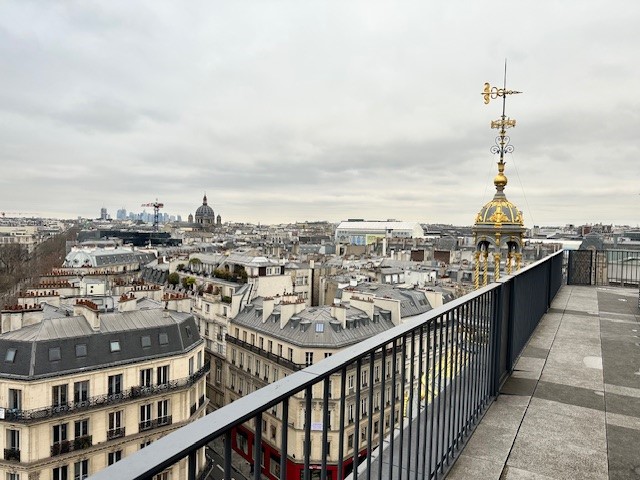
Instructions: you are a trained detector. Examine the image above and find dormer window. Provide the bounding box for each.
[141,336,151,348]
[159,333,169,345]
[110,341,121,353]
[49,347,61,361]
[75,344,87,357]
[5,348,17,363]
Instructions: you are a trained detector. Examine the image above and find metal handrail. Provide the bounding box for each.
[93,251,564,480]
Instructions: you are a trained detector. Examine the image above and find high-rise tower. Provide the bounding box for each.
[473,67,526,288]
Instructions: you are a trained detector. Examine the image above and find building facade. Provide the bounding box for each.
[0,301,208,480]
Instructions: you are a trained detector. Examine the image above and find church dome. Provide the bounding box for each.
[195,204,214,217]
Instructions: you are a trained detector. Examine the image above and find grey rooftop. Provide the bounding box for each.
[447,285,640,479]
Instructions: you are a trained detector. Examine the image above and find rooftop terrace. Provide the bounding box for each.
[448,284,640,479]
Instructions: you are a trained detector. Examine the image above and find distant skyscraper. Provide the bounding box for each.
[116,207,127,220]
[100,207,108,220]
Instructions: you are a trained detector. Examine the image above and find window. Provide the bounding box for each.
[74,381,89,404]
[242,331,247,342]
[361,369,368,387]
[140,403,152,430]
[189,356,195,375]
[215,365,222,384]
[52,384,68,408]
[185,326,192,338]
[141,336,151,348]
[268,340,273,353]
[75,344,87,357]
[109,410,123,431]
[361,398,368,416]
[140,368,153,387]
[197,351,202,369]
[273,368,279,382]
[140,440,152,449]
[6,428,19,450]
[375,365,380,381]
[157,365,169,385]
[49,347,61,361]
[315,323,324,333]
[7,472,20,480]
[231,348,237,364]
[158,399,170,422]
[259,337,264,349]
[348,375,354,392]
[53,423,68,444]
[278,344,283,357]
[288,348,293,361]
[74,459,89,480]
[159,333,169,345]
[53,466,68,480]
[305,352,313,367]
[264,364,270,380]
[8,388,21,410]
[5,348,16,363]
[250,334,255,345]
[74,419,88,438]
[269,454,281,479]
[347,433,354,449]
[255,358,261,375]
[109,340,121,353]
[108,450,122,465]
[348,403,354,423]
[108,374,122,396]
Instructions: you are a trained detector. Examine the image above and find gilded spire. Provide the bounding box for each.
[481,61,521,198]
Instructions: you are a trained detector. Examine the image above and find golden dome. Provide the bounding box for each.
[475,198,523,227]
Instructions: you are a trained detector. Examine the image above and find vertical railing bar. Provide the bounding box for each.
[321,378,330,480]
[338,368,347,480]
[439,309,450,473]
[254,412,263,480]
[303,387,312,480]
[452,306,463,451]
[406,331,416,480]
[280,398,289,480]
[366,353,375,478]
[377,344,387,480]
[388,341,398,480]
[427,316,437,479]
[463,300,472,436]
[420,322,431,479]
[413,325,424,480]
[472,295,481,421]
[224,431,232,480]
[188,450,197,480]
[457,302,466,447]
[397,336,408,480]
[354,358,362,480]
[446,309,456,460]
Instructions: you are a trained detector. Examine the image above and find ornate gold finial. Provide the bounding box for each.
[481,82,522,105]
[483,61,522,194]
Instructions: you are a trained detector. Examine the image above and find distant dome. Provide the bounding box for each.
[195,194,215,225]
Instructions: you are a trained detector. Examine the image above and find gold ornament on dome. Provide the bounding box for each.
[489,205,509,225]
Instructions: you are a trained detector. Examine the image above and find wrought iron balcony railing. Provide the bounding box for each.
[1,362,209,424]
[93,252,564,480]
[106,428,126,441]
[50,435,93,457]
[3,447,20,462]
[140,416,173,433]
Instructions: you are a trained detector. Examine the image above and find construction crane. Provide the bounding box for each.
[141,199,164,232]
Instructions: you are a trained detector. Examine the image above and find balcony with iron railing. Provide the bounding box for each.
[3,447,20,462]
[0,362,210,424]
[92,250,640,480]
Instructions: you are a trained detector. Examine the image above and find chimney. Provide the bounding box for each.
[349,295,374,320]
[280,297,306,329]
[262,297,275,323]
[74,300,100,331]
[331,304,347,329]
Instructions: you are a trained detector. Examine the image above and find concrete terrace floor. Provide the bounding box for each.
[447,285,640,480]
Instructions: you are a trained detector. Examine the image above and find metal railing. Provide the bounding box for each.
[1,363,209,423]
[4,447,20,462]
[107,428,126,441]
[567,249,640,286]
[50,435,93,457]
[93,251,563,480]
[139,416,173,433]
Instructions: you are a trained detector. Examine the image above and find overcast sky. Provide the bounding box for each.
[1,1,638,226]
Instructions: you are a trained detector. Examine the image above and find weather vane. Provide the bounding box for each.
[482,61,522,161]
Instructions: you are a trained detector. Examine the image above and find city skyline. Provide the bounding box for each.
[1,1,638,225]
